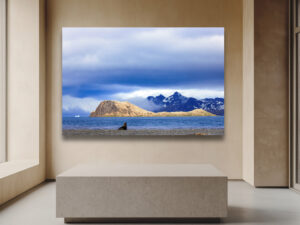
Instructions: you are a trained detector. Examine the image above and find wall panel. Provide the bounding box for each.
[46,0,243,179]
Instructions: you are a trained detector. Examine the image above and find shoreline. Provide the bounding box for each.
[63,128,224,137]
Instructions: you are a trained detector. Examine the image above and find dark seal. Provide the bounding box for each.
[118,122,127,130]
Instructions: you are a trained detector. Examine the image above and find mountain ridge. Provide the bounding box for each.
[147,92,224,116]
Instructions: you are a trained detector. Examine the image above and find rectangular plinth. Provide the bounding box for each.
[56,164,227,221]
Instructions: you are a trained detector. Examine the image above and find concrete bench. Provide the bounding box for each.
[56,164,227,223]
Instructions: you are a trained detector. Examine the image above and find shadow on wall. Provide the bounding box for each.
[62,134,225,142]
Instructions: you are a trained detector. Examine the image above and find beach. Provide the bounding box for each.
[63,128,224,137]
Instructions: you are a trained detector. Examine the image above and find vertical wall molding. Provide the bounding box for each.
[0,0,7,163]
[242,0,254,185]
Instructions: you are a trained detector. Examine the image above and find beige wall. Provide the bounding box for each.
[253,0,289,187]
[0,0,46,205]
[7,0,46,163]
[46,0,243,179]
[7,0,39,160]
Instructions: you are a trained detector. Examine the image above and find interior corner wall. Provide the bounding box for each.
[253,0,289,187]
[242,0,254,185]
[38,0,46,179]
[46,0,243,179]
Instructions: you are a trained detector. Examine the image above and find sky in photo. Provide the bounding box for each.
[62,27,224,116]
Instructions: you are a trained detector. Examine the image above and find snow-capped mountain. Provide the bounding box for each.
[147,92,224,116]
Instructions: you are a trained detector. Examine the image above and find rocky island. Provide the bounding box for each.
[89,100,216,117]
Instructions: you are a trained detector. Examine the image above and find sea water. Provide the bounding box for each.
[62,116,224,130]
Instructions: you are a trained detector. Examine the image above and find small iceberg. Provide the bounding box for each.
[74,115,80,118]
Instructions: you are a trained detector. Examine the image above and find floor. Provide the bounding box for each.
[0,181,300,225]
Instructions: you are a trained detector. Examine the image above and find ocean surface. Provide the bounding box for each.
[62,116,224,130]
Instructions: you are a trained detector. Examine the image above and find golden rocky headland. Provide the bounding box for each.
[90,100,216,117]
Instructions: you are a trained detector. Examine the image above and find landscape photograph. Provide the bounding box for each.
[62,27,224,136]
